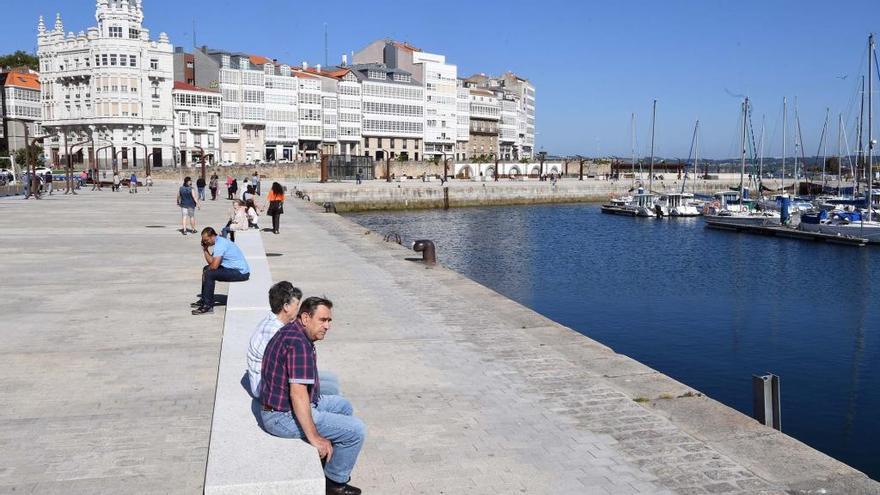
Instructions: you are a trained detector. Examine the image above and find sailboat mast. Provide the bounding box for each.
[631,113,637,185]
[759,115,765,194]
[838,113,843,192]
[857,76,865,193]
[822,108,829,186]
[782,97,787,195]
[868,33,874,218]
[740,98,748,204]
[794,98,801,196]
[694,120,700,195]
[649,99,656,192]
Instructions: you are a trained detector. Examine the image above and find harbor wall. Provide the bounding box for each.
[290,179,781,212]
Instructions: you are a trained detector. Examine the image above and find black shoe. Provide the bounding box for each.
[181,229,187,235]
[326,480,361,495]
[192,306,213,315]
[190,301,205,308]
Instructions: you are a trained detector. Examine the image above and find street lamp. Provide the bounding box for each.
[538,150,547,180]
[492,152,500,182]
[93,142,114,190]
[441,150,451,184]
[63,130,92,195]
[576,154,585,181]
[380,149,391,183]
[22,124,43,200]
[193,145,207,181]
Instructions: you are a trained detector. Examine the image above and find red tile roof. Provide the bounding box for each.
[392,41,421,53]
[173,81,219,93]
[250,55,272,66]
[2,71,40,90]
[302,67,350,79]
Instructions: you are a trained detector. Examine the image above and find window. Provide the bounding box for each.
[150,59,158,70]
[194,134,202,146]
[368,70,385,80]
[129,28,140,39]
[109,26,123,38]
[130,55,137,67]
[179,112,188,125]
[207,134,215,147]
[95,55,101,66]
[101,54,108,66]
[179,132,187,145]
[120,55,127,67]
[390,138,395,148]
[110,54,118,66]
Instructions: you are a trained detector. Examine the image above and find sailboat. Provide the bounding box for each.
[602,103,657,217]
[705,97,781,227]
[800,34,880,243]
[656,119,701,217]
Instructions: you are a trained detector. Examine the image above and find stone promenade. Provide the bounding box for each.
[0,182,876,494]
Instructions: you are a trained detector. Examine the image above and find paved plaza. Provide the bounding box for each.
[0,182,875,494]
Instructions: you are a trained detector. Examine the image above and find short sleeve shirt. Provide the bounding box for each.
[260,320,321,410]
[211,236,250,274]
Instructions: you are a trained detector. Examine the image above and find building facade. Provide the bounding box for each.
[349,63,423,161]
[172,81,221,167]
[462,72,535,161]
[37,0,175,171]
[0,69,42,156]
[467,88,500,160]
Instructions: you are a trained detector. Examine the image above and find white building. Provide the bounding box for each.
[37,0,175,170]
[172,81,221,167]
[412,51,457,160]
[350,63,424,161]
[263,62,298,162]
[292,67,324,160]
[455,79,470,162]
[0,70,42,155]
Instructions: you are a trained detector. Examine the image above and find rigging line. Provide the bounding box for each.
[814,109,830,174]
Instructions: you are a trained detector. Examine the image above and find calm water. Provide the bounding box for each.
[347,203,880,480]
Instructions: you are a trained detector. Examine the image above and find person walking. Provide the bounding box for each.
[145,174,153,193]
[230,178,238,200]
[196,175,206,201]
[209,173,219,200]
[129,171,138,193]
[252,171,261,195]
[226,175,233,199]
[177,176,200,235]
[267,182,285,235]
[112,172,120,192]
[44,170,53,195]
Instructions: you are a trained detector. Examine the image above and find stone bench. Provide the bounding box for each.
[204,230,324,495]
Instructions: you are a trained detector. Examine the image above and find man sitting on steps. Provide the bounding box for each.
[246,281,340,399]
[191,227,250,315]
[260,297,365,495]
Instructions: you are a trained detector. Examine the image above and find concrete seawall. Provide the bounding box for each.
[270,196,878,494]
[291,179,782,212]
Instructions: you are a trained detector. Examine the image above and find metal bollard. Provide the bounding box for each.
[752,373,781,431]
[411,240,436,264]
[383,232,402,244]
[323,202,337,213]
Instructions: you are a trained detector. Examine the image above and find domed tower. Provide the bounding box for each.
[95,0,144,39]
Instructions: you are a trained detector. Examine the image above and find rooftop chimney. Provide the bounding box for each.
[341,54,348,66]
[316,64,321,73]
[302,61,308,70]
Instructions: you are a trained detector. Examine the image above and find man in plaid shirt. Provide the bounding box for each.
[260,297,365,495]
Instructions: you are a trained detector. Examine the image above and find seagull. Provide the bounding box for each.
[837,74,848,80]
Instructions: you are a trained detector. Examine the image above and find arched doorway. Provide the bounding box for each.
[457,165,474,179]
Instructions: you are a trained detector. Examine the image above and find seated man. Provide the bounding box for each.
[191,227,250,315]
[246,281,340,398]
[260,297,364,495]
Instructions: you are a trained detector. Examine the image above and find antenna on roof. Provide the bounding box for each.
[192,18,196,49]
[324,23,328,68]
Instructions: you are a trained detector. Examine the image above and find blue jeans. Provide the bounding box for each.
[198,187,206,200]
[199,266,249,308]
[261,395,365,484]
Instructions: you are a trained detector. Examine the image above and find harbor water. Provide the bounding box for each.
[346,203,880,480]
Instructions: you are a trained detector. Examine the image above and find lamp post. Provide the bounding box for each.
[132,140,151,176]
[441,150,450,184]
[193,145,207,181]
[380,149,391,183]
[493,152,500,181]
[22,124,43,200]
[94,143,113,190]
[577,155,585,181]
[63,131,92,195]
[538,150,547,180]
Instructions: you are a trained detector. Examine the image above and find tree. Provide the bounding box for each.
[14,142,45,170]
[0,51,39,71]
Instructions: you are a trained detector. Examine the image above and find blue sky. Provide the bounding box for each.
[3,0,879,158]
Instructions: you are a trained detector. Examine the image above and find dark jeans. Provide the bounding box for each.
[271,212,281,233]
[200,266,250,308]
[210,187,218,200]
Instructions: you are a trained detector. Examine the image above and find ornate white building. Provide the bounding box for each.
[37,0,174,171]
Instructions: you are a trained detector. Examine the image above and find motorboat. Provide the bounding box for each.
[799,208,880,243]
[655,193,701,217]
